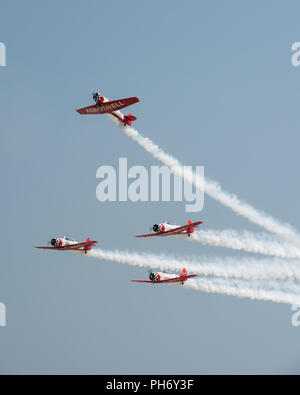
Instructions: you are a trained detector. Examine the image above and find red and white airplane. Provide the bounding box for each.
[132,268,197,285]
[35,236,97,254]
[76,92,139,126]
[136,220,202,238]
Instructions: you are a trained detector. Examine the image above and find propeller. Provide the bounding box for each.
[149,272,157,282]
[153,224,162,233]
[50,238,59,247]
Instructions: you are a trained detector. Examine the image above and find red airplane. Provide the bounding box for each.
[131,268,197,285]
[35,236,97,254]
[136,220,202,238]
[76,92,139,126]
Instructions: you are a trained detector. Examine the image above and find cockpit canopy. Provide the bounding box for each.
[92,92,102,102]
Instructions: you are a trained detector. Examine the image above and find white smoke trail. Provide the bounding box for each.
[99,119,300,305]
[87,248,300,285]
[87,248,300,306]
[115,123,300,244]
[186,277,300,306]
[184,229,300,259]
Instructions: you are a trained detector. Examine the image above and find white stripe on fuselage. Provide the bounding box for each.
[60,237,78,247]
[156,272,180,281]
[161,223,178,232]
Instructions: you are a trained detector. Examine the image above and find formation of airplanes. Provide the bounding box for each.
[36,92,200,286]
[36,224,199,285]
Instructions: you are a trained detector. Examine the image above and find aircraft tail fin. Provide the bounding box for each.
[123,114,137,126]
[187,219,194,234]
[180,268,187,277]
[85,237,92,252]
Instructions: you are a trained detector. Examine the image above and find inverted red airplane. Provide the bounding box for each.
[35,236,97,254]
[132,268,197,285]
[76,92,139,126]
[136,220,202,238]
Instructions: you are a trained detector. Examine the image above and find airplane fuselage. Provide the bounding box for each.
[153,222,194,236]
[94,95,128,125]
[50,236,78,248]
[149,271,185,284]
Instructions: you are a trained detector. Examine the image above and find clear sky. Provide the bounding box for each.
[1,0,300,374]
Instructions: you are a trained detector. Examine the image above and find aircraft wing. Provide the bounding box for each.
[155,275,198,283]
[35,246,59,250]
[135,232,166,238]
[181,274,198,280]
[131,280,153,283]
[35,240,97,250]
[135,221,203,238]
[76,97,139,115]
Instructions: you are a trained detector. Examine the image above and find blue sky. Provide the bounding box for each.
[1,0,300,373]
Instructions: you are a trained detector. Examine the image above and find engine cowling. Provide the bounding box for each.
[50,238,59,247]
[153,224,163,233]
[149,272,160,282]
